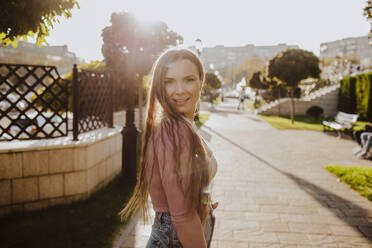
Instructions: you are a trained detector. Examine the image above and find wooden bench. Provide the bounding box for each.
[322,111,359,138]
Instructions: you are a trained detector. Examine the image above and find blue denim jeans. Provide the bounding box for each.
[361,132,372,154]
[146,212,183,248]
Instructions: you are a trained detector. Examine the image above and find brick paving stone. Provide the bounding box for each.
[343,216,372,226]
[300,214,345,225]
[234,230,279,243]
[216,210,247,220]
[260,221,290,232]
[288,222,332,234]
[248,242,281,248]
[279,214,307,223]
[316,207,345,217]
[342,208,372,217]
[358,225,372,238]
[333,235,372,247]
[113,100,372,247]
[276,232,311,245]
[307,233,337,247]
[214,227,234,240]
[330,224,367,237]
[215,240,249,248]
[260,205,319,215]
[246,212,281,222]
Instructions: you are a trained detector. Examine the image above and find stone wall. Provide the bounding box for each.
[258,86,339,117]
[0,127,122,216]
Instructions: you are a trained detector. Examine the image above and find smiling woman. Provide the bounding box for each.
[119,48,218,248]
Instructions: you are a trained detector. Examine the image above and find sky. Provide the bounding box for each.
[46,0,371,62]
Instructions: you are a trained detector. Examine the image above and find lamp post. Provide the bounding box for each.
[194,38,203,122]
[195,38,203,57]
[120,47,139,185]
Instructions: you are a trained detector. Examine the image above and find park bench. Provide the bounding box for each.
[322,111,359,138]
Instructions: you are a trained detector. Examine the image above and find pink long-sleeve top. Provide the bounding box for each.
[145,118,217,248]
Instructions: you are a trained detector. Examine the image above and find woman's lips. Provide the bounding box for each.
[174,98,189,106]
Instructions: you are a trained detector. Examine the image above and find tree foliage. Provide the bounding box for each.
[0,0,80,47]
[268,49,320,87]
[268,48,320,123]
[224,56,266,85]
[364,0,372,33]
[247,71,268,90]
[203,72,222,102]
[247,71,268,108]
[101,12,183,111]
[101,12,183,80]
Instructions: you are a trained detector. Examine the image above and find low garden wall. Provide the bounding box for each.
[258,85,339,117]
[0,126,122,216]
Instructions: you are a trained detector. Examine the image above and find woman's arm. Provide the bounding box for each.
[155,119,207,248]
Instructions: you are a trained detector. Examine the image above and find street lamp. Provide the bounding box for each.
[195,38,203,57]
[118,45,139,185]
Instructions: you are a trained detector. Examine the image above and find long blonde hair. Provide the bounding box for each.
[119,47,211,225]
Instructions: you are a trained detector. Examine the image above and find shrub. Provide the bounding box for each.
[306,106,324,120]
[338,75,357,115]
[355,73,371,120]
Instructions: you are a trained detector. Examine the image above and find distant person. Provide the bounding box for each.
[355,132,372,159]
[353,123,372,146]
[118,48,218,248]
[353,123,372,159]
[237,87,246,110]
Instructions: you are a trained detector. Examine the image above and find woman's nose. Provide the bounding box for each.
[175,81,184,94]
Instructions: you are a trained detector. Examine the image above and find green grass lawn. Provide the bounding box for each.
[0,174,134,248]
[195,113,210,128]
[325,165,372,201]
[261,114,370,132]
[353,120,371,131]
[260,115,324,131]
[212,97,221,105]
[246,102,255,110]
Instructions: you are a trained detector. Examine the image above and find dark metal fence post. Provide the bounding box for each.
[122,73,138,185]
[72,64,79,141]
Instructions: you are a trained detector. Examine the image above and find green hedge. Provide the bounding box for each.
[338,73,372,121]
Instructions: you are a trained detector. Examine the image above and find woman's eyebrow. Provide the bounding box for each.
[184,74,197,78]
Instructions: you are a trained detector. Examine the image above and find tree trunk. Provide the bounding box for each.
[278,85,281,116]
[290,87,295,124]
[254,89,259,108]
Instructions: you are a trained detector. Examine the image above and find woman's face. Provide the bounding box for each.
[164,59,202,121]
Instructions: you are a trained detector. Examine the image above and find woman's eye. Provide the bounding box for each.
[186,78,195,82]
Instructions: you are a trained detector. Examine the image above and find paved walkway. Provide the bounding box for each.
[115,99,372,248]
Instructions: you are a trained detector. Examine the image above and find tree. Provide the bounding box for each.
[268,48,320,123]
[203,72,222,104]
[247,71,268,108]
[260,79,287,115]
[364,0,372,33]
[0,0,80,47]
[224,56,266,86]
[101,11,183,129]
